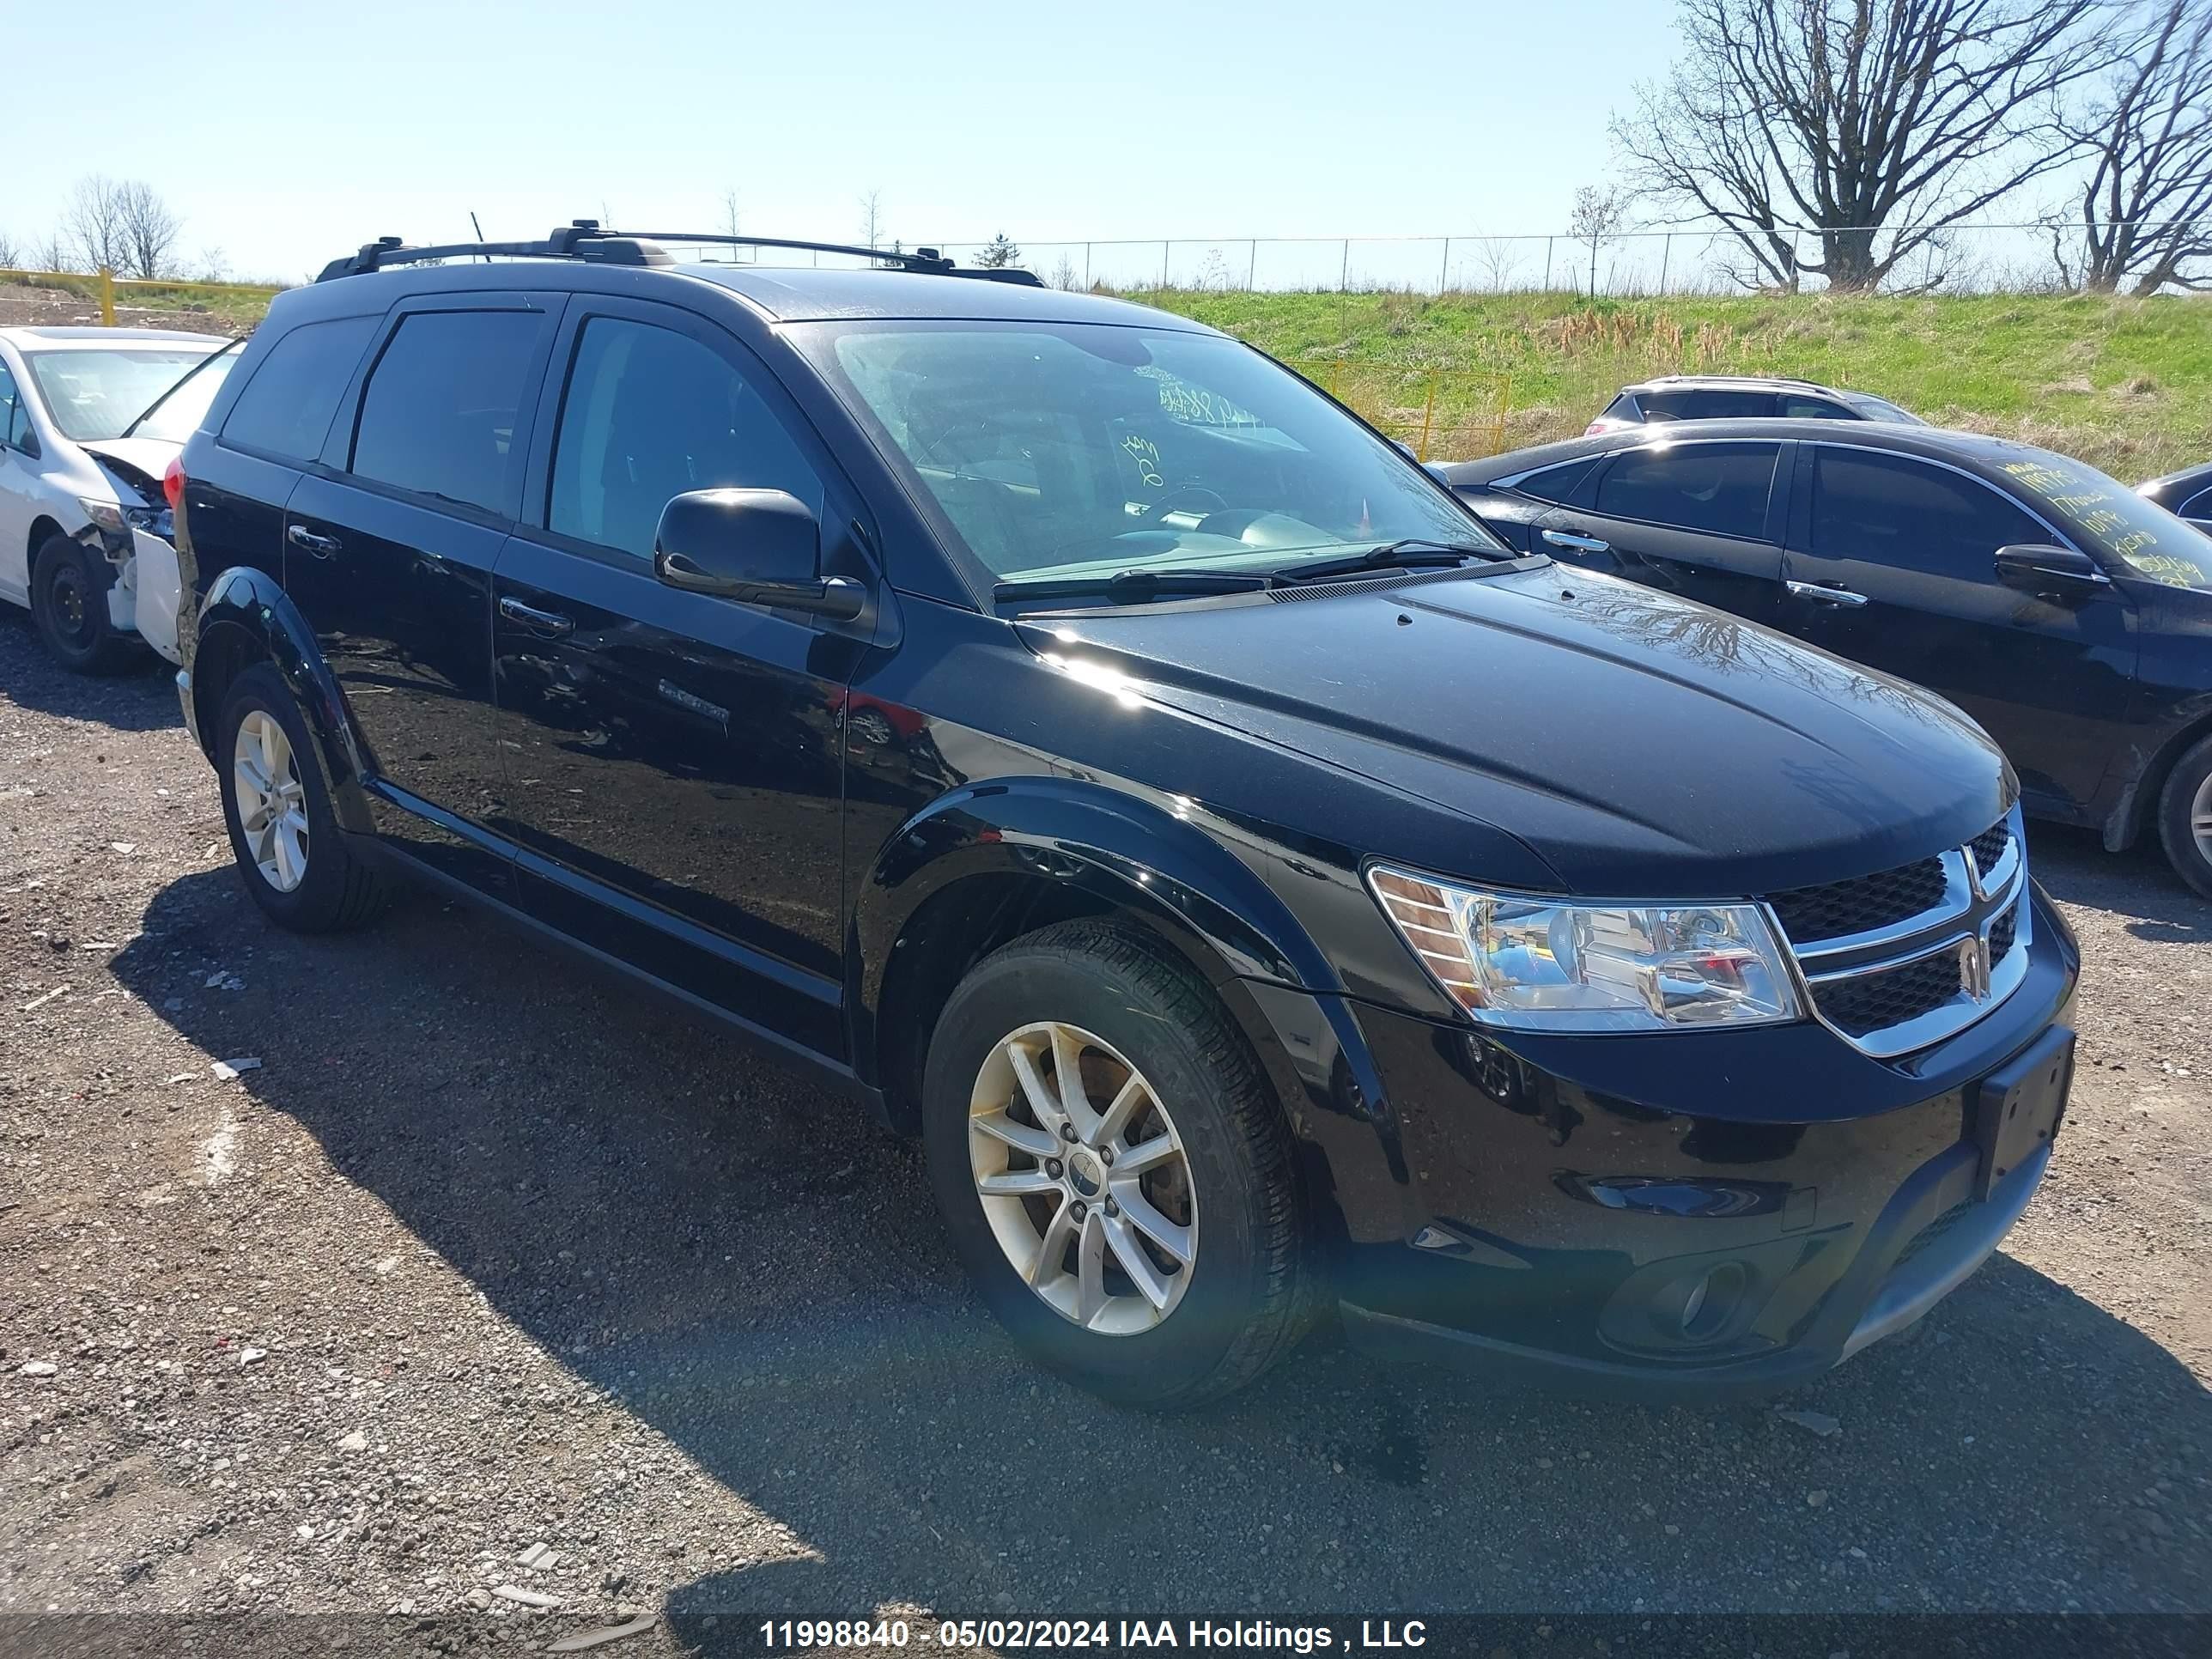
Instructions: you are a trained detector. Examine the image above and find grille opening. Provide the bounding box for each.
[1814,951,1962,1038]
[1970,823,2013,880]
[1990,903,2019,965]
[1768,858,1947,945]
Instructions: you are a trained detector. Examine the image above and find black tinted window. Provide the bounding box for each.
[2182,489,2212,521]
[1779,395,1853,419]
[1516,458,1597,505]
[1639,388,1778,420]
[221,315,377,462]
[1595,442,1778,538]
[550,318,824,559]
[1811,449,2041,577]
[351,311,547,515]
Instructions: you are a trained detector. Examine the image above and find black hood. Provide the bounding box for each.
[1016,566,2013,897]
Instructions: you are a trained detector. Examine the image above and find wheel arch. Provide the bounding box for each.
[190,567,375,834]
[2101,702,2212,852]
[853,777,1345,1144]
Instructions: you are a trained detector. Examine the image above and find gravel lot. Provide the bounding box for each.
[2,612,2208,1649]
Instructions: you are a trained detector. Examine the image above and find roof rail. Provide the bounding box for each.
[314,222,1043,286]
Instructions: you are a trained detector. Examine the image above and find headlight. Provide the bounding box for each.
[1368,866,1802,1032]
[79,497,171,538]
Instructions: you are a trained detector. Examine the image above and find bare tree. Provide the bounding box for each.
[1050,252,1081,290]
[34,230,73,274]
[1468,234,1527,291]
[858,188,885,250]
[64,175,131,274]
[719,185,742,240]
[1615,0,2111,292]
[1568,185,1632,295]
[115,180,185,280]
[2055,0,2212,292]
[194,246,231,283]
[0,230,19,269]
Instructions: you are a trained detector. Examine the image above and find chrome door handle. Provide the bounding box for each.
[499,594,574,637]
[286,524,341,557]
[1542,529,1610,554]
[1786,580,1868,606]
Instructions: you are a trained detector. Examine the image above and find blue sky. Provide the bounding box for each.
[4,0,1681,283]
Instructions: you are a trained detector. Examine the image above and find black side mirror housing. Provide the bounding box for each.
[1993,544,2112,599]
[653,488,865,621]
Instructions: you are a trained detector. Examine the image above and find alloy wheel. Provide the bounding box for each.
[233,710,310,893]
[2195,772,2212,866]
[967,1020,1197,1334]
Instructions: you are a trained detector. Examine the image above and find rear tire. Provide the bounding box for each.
[216,663,389,932]
[30,532,139,675]
[921,919,1315,1408]
[2155,733,2212,901]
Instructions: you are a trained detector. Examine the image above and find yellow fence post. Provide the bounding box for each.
[1415,372,1439,462]
[98,267,116,327]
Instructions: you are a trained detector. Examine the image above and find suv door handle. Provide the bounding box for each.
[1786,580,1868,607]
[287,524,341,558]
[1542,529,1610,554]
[499,594,574,637]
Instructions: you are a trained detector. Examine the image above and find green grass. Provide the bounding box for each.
[8,277,2203,479]
[0,272,281,333]
[1143,288,2212,480]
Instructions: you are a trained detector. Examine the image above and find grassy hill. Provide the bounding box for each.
[4,276,2203,481]
[1150,289,2212,481]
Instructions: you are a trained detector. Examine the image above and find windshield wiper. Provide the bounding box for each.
[993,568,1279,605]
[1273,538,1513,585]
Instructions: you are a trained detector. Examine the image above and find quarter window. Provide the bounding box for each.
[1595,442,1779,539]
[1516,458,1597,505]
[549,317,824,559]
[350,311,548,515]
[1810,449,2041,578]
[221,315,377,463]
[1638,388,1778,420]
[0,364,28,450]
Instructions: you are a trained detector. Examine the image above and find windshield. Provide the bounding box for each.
[810,322,1492,587]
[125,342,241,443]
[25,346,222,443]
[1997,449,2212,592]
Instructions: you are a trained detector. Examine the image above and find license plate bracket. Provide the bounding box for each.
[1969,1024,2073,1200]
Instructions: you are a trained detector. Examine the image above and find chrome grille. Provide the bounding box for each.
[1768,859,1947,945]
[1772,807,2029,1059]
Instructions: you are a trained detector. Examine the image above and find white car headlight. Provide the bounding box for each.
[1368,866,1802,1032]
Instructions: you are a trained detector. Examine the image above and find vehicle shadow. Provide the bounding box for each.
[0,608,182,733]
[109,869,2212,1620]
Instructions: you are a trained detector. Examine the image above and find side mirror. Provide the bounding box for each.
[1993,544,2112,599]
[653,489,865,621]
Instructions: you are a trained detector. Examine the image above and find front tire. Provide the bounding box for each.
[30,532,138,675]
[921,920,1314,1408]
[2156,733,2212,901]
[216,663,389,932]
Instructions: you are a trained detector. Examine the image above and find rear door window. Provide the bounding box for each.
[1594,442,1779,539]
[350,311,550,516]
[221,316,378,462]
[1810,449,2041,578]
[1638,388,1778,420]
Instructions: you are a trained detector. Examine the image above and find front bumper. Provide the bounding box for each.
[1320,884,2078,1398]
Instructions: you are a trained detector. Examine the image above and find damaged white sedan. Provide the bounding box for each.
[0,325,238,671]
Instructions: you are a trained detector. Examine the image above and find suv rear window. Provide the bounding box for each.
[222,316,377,462]
[350,311,548,516]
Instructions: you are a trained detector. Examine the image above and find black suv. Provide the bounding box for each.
[1442,422,2212,897]
[173,226,2078,1407]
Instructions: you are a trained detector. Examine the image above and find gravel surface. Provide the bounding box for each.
[2,612,2208,1648]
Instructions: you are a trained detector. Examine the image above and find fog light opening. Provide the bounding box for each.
[1679,1262,1747,1340]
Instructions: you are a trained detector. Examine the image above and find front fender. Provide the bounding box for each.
[854,775,1343,1010]
[192,565,374,835]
